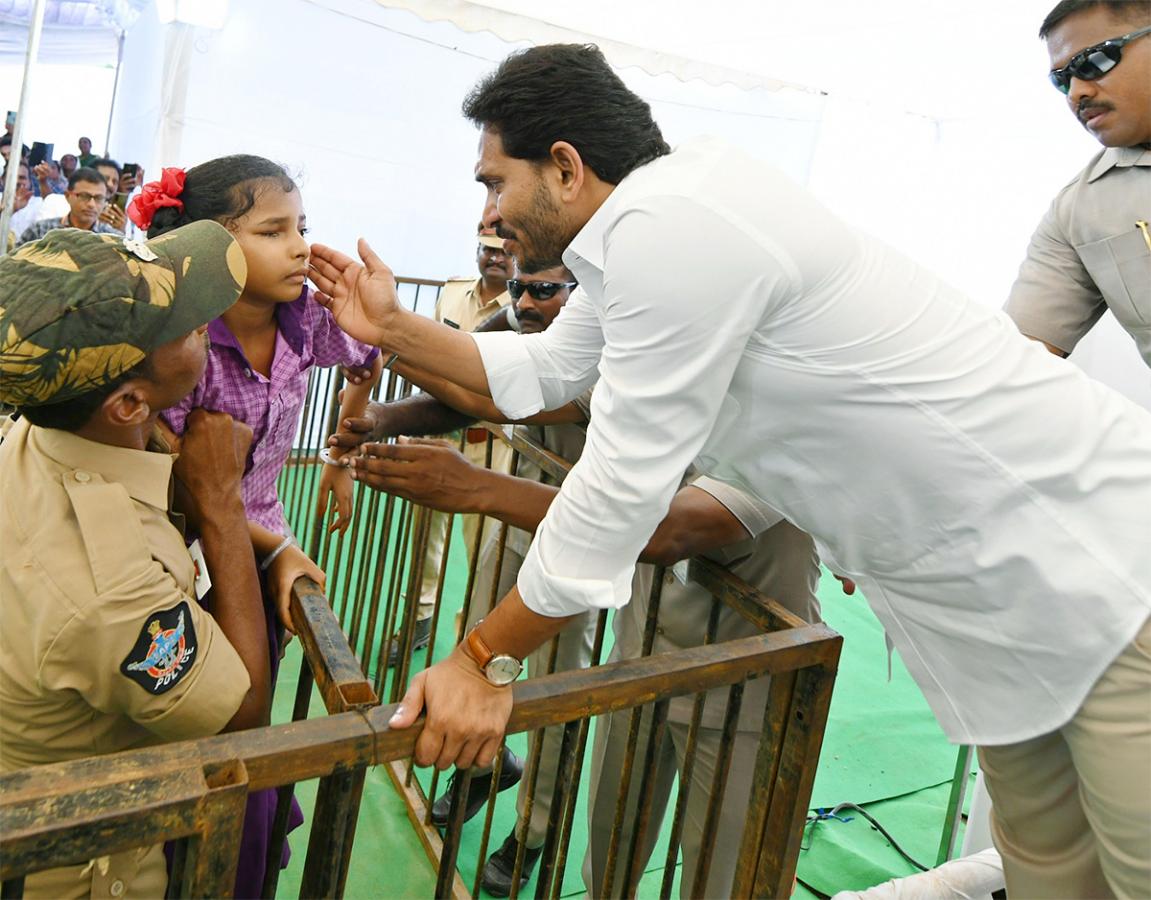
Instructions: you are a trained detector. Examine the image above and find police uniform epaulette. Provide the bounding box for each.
[63,472,151,595]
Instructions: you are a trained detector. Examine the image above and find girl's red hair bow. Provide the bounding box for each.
[127,167,187,230]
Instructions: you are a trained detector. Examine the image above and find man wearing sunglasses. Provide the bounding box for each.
[1006,0,1151,367]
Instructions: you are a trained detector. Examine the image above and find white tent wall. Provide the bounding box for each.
[93,0,1147,408]
[107,0,828,279]
[104,1,177,178]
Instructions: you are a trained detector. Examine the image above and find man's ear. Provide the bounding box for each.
[101,379,153,428]
[549,141,586,200]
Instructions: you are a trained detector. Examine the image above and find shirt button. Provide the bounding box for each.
[244,368,253,378]
[109,879,125,896]
[74,471,91,483]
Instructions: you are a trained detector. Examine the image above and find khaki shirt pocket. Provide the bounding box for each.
[1076,228,1151,329]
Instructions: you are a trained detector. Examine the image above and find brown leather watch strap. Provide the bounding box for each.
[465,624,494,670]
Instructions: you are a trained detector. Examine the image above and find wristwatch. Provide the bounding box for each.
[465,622,523,686]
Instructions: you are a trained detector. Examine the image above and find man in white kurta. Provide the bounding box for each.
[310,43,1151,899]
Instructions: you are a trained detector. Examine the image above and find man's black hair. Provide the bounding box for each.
[148,154,296,237]
[91,157,121,173]
[18,358,153,432]
[0,135,10,149]
[68,167,105,190]
[462,44,670,185]
[1040,0,1151,37]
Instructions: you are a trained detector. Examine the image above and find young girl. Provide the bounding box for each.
[129,155,382,897]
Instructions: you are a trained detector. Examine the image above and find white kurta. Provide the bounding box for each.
[472,138,1151,746]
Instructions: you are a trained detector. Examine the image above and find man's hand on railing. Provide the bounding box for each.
[348,437,491,513]
[388,645,513,769]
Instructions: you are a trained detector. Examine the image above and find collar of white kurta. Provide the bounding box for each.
[1087,144,1151,182]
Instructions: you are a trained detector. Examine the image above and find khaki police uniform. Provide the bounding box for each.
[414,277,514,619]
[1005,146,1151,366]
[0,419,251,898]
[584,477,821,899]
[468,391,598,848]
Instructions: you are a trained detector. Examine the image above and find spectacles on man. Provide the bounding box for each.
[69,190,107,205]
[1048,24,1151,93]
[507,279,578,301]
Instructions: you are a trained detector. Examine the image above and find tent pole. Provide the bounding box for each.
[0,0,48,257]
[103,31,126,157]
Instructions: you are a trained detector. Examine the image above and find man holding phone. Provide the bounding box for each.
[91,158,128,232]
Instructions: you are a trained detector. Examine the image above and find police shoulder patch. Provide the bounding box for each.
[120,601,198,694]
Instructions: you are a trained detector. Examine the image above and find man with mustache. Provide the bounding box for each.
[310,42,1151,898]
[1005,0,1151,366]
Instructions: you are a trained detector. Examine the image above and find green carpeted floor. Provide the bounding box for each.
[265,550,971,898]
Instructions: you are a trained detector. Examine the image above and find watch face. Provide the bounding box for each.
[485,654,523,686]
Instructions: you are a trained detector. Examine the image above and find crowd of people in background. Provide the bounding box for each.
[1,119,144,249]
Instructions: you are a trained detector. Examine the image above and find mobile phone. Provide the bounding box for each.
[113,192,129,211]
[28,141,53,169]
[121,163,139,179]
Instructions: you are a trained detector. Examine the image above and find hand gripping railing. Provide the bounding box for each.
[1,620,839,898]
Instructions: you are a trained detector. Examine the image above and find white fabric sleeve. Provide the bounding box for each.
[516,197,793,616]
[689,475,785,537]
[472,286,604,420]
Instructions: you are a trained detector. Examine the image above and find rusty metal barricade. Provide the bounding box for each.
[1,275,844,899]
[0,616,840,898]
[272,305,844,898]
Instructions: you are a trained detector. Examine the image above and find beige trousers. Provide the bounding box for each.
[582,703,761,899]
[466,539,598,842]
[414,437,512,621]
[978,616,1151,900]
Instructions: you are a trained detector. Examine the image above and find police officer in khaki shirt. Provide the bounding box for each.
[1006,0,1151,366]
[0,222,271,898]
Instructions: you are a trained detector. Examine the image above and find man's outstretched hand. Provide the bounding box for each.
[349,437,489,513]
[388,647,514,769]
[309,239,402,348]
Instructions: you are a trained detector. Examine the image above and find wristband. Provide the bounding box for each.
[260,535,296,571]
[318,447,348,467]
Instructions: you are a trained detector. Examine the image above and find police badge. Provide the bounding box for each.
[120,601,198,693]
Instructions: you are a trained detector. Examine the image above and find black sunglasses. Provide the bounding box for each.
[1048,24,1151,93]
[507,279,577,301]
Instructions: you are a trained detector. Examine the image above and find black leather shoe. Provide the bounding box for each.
[481,831,543,897]
[385,616,431,668]
[429,747,523,827]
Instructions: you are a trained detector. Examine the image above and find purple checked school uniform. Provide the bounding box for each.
[162,287,378,897]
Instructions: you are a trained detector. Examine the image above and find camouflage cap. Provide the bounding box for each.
[0,221,247,407]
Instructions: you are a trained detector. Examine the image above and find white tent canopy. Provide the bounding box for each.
[3,0,1148,405]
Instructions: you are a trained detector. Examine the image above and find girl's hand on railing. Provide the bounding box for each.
[268,544,326,635]
[316,463,355,535]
